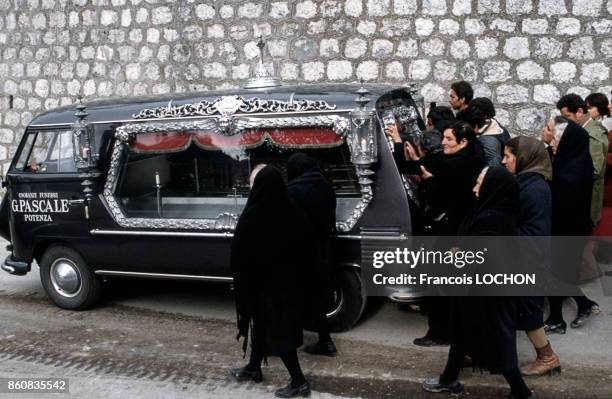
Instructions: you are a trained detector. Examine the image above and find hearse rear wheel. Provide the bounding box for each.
[39,245,102,310]
[327,267,366,332]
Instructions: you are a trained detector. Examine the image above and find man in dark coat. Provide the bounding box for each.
[541,115,600,333]
[287,153,338,357]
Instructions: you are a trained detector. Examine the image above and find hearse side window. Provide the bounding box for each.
[15,131,76,173]
[114,128,360,220]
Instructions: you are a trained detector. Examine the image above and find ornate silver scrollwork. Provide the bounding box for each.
[103,114,373,232]
[115,119,219,142]
[131,96,337,120]
[335,186,373,233]
[116,115,350,142]
[233,115,350,137]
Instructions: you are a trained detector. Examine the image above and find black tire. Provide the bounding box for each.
[39,245,102,310]
[327,267,367,332]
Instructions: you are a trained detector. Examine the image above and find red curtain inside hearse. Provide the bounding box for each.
[128,128,344,153]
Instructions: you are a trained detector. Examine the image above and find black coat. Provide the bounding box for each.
[287,153,337,314]
[517,172,552,237]
[454,167,522,374]
[516,171,552,279]
[287,153,336,247]
[392,143,448,234]
[548,120,593,283]
[420,146,484,235]
[550,120,593,236]
[230,166,315,355]
[516,172,551,332]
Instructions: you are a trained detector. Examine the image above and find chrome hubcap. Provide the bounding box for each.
[50,258,82,298]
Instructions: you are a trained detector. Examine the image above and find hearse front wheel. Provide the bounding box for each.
[39,245,102,310]
[327,267,366,332]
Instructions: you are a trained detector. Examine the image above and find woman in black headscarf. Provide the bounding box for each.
[503,137,561,377]
[230,165,314,398]
[423,167,536,399]
[542,117,600,334]
[286,153,338,357]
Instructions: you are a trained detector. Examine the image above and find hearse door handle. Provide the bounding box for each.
[68,197,85,206]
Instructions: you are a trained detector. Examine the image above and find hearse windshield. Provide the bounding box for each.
[114,127,361,221]
[14,130,76,174]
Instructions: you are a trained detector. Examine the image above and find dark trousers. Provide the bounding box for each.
[315,309,332,343]
[548,292,597,323]
[426,296,450,341]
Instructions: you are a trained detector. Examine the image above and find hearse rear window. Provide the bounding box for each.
[14,130,76,173]
[114,128,360,220]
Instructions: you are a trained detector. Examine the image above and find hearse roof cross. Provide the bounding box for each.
[242,36,282,89]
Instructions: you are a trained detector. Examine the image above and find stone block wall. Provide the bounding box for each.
[0,0,611,174]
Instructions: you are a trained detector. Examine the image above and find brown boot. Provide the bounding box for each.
[521,341,561,376]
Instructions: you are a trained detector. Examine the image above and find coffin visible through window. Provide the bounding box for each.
[114,128,361,221]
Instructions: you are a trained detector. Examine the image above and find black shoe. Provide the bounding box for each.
[413,336,450,347]
[571,304,600,328]
[230,366,263,383]
[422,377,464,394]
[543,320,566,335]
[275,381,311,398]
[303,341,337,357]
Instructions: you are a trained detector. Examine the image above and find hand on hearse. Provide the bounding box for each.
[404,142,420,161]
[384,124,402,143]
[420,165,433,179]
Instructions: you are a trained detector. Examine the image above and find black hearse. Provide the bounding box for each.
[0,54,425,330]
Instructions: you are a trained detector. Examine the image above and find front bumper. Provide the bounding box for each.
[1,254,31,276]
